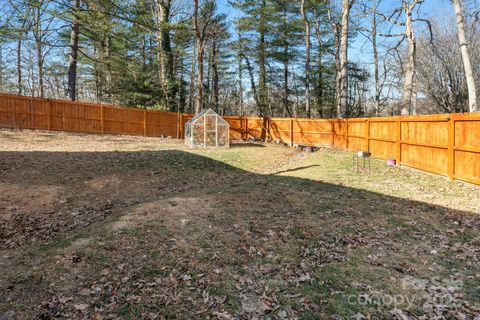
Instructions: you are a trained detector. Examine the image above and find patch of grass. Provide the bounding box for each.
[464,279,480,304]
[188,270,204,283]
[456,229,478,243]
[117,301,169,318]
[36,237,74,255]
[117,302,143,318]
[435,252,466,271]
[198,240,210,249]
[299,310,321,320]
[300,263,366,317]
[85,252,111,268]
[143,267,162,279]
[247,222,258,234]
[120,227,141,237]
[12,272,33,284]
[289,227,305,239]
[207,281,241,313]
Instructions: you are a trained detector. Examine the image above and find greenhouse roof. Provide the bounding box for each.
[187,109,229,126]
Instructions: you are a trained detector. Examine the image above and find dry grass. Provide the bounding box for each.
[0,129,479,320]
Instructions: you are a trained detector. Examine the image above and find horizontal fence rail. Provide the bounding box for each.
[0,93,479,186]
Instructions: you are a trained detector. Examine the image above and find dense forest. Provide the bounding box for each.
[0,0,478,118]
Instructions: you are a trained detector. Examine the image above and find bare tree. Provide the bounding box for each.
[338,0,355,118]
[371,0,381,116]
[380,0,427,115]
[359,0,390,116]
[452,0,477,112]
[32,0,46,97]
[416,22,474,113]
[327,5,342,116]
[17,15,29,95]
[188,40,196,113]
[400,0,418,115]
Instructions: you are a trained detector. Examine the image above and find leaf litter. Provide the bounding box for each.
[0,129,479,319]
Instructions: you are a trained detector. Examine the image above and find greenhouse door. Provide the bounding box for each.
[204,114,218,147]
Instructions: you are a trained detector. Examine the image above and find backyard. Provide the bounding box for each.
[0,128,479,320]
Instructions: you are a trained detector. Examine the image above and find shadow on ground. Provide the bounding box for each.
[230,142,266,148]
[0,150,479,319]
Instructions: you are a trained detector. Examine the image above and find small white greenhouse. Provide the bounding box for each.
[185,109,230,148]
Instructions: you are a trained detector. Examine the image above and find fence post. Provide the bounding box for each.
[101,105,104,134]
[345,119,349,150]
[331,120,335,147]
[180,113,184,138]
[176,112,180,139]
[12,97,17,128]
[245,117,248,140]
[396,117,401,166]
[366,119,370,152]
[448,116,455,181]
[290,118,294,146]
[47,100,52,131]
[143,109,147,137]
[266,117,270,141]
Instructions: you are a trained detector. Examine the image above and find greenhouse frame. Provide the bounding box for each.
[184,109,230,148]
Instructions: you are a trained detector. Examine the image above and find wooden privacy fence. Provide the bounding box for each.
[263,115,480,186]
[0,93,479,186]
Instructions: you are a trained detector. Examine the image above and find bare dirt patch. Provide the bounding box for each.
[111,196,213,231]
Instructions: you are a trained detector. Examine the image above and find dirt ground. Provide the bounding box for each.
[0,128,479,320]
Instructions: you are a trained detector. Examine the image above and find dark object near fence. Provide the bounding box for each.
[387,159,397,166]
[353,151,371,172]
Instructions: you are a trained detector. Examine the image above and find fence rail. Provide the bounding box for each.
[1,93,479,186]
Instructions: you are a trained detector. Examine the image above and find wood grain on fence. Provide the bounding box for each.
[0,93,479,186]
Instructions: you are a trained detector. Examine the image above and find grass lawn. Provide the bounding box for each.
[0,129,479,320]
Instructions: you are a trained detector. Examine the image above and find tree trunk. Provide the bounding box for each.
[237,32,244,116]
[334,24,341,117]
[400,3,416,115]
[17,23,26,95]
[93,46,100,101]
[206,46,213,108]
[189,41,196,113]
[154,0,175,110]
[28,50,35,96]
[212,42,219,113]
[282,7,290,117]
[193,0,203,114]
[283,49,290,117]
[244,55,262,114]
[196,43,204,114]
[301,0,311,118]
[412,74,418,114]
[0,46,3,91]
[452,0,477,112]
[314,19,323,117]
[142,34,147,68]
[372,4,380,116]
[339,0,354,118]
[104,31,112,99]
[258,0,268,115]
[68,0,81,101]
[33,2,44,97]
